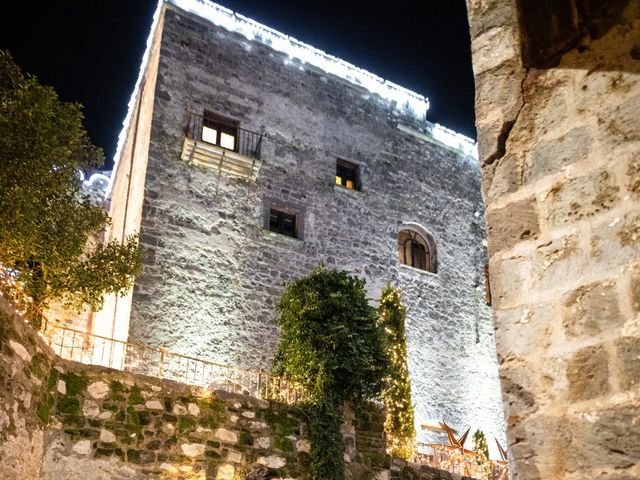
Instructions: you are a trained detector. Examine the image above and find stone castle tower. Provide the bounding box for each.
[95,0,505,449]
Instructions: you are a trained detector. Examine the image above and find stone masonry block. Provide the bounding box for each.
[489,256,529,309]
[499,361,539,425]
[546,170,620,227]
[567,405,640,472]
[615,336,640,391]
[486,196,539,256]
[525,126,592,183]
[632,275,640,313]
[562,281,623,337]
[566,345,610,402]
[494,306,553,360]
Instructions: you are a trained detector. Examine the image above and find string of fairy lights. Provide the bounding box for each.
[379,286,416,461]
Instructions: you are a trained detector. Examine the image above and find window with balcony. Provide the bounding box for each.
[202,111,238,151]
[181,110,264,180]
[335,159,360,190]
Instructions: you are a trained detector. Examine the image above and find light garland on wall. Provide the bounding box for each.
[379,286,416,461]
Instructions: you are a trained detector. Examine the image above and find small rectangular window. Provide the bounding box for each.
[336,159,360,190]
[202,111,238,151]
[269,208,297,238]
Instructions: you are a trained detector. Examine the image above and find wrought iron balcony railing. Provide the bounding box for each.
[181,112,264,179]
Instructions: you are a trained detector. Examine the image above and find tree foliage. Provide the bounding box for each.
[0,51,142,312]
[472,429,489,458]
[272,265,388,479]
[379,286,415,460]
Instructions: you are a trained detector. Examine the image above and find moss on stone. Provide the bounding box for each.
[36,403,50,423]
[357,451,390,469]
[46,368,59,390]
[127,385,144,405]
[60,372,87,396]
[63,414,85,427]
[110,380,126,393]
[102,402,119,412]
[29,353,49,379]
[37,392,55,423]
[178,415,197,434]
[57,396,80,414]
[126,449,141,462]
[399,465,420,480]
[275,435,294,452]
[264,408,299,437]
[64,428,80,437]
[239,431,253,446]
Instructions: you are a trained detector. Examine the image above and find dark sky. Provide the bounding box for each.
[0,1,476,169]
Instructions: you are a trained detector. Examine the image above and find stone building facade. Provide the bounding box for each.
[466,0,640,478]
[100,0,505,449]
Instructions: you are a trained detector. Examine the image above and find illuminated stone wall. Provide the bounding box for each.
[119,3,505,449]
[466,0,640,478]
[0,296,463,480]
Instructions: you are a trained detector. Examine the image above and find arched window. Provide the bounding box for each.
[398,226,437,273]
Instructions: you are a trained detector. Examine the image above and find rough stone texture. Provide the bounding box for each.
[466,0,640,478]
[110,3,505,449]
[0,296,465,479]
[0,296,53,480]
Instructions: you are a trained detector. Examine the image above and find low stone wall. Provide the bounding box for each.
[0,295,472,480]
[0,296,56,480]
[39,368,314,479]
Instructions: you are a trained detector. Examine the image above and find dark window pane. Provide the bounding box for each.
[269,212,279,230]
[336,160,360,190]
[269,208,297,238]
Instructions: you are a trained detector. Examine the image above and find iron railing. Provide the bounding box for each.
[414,443,509,480]
[0,266,305,405]
[184,111,263,160]
[43,325,305,403]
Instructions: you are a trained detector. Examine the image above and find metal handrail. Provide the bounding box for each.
[184,111,264,160]
[414,442,509,480]
[0,267,305,405]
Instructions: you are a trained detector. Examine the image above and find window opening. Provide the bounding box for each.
[202,111,238,151]
[335,160,360,190]
[398,229,437,273]
[269,208,297,238]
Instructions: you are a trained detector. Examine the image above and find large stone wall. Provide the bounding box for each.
[121,3,505,447]
[466,1,640,478]
[0,295,472,480]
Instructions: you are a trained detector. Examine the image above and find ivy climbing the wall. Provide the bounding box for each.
[272,266,388,480]
[379,286,416,461]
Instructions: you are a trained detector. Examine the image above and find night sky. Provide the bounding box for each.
[0,1,476,169]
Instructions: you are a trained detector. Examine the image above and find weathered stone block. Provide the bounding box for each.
[494,306,553,360]
[546,170,620,227]
[566,346,610,401]
[525,127,592,183]
[489,256,529,308]
[486,197,539,255]
[499,361,538,425]
[530,235,588,294]
[590,212,640,269]
[615,336,640,391]
[562,281,622,337]
[567,405,640,471]
[471,26,519,75]
[87,381,110,400]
